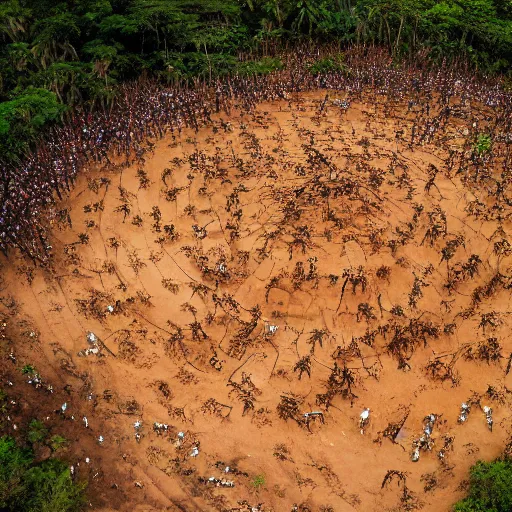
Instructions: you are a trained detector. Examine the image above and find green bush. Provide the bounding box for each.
[235,57,284,76]
[50,435,68,452]
[0,436,85,512]
[251,473,266,489]
[475,134,492,154]
[453,460,512,512]
[21,364,37,375]
[308,55,346,75]
[27,419,49,445]
[0,88,65,162]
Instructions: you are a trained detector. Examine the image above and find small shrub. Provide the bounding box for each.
[236,57,284,76]
[21,364,36,375]
[251,474,266,489]
[474,134,492,154]
[27,420,48,445]
[308,55,346,75]
[50,435,68,452]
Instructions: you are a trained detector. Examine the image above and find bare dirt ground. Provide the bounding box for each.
[2,90,512,512]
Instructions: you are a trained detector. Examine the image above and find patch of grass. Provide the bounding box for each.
[251,473,266,489]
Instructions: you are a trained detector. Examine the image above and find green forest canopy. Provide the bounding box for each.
[1,0,512,160]
[454,459,512,512]
[0,434,85,512]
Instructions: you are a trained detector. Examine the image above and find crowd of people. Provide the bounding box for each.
[1,46,511,264]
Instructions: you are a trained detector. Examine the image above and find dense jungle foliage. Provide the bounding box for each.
[453,460,512,512]
[0,435,85,512]
[0,388,84,511]
[1,0,512,161]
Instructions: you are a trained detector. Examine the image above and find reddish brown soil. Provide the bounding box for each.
[2,91,512,512]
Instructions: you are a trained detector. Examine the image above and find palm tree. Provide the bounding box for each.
[129,0,181,52]
[292,0,323,35]
[30,13,79,69]
[7,42,33,71]
[0,0,31,43]
[43,63,83,104]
